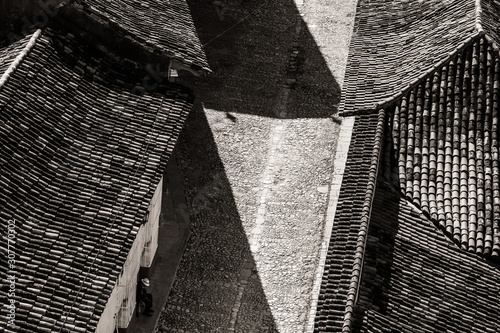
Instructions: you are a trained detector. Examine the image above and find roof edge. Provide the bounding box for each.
[56,3,211,75]
[340,33,483,117]
[342,109,386,333]
[0,29,42,90]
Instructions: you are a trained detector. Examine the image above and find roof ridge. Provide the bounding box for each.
[474,0,500,61]
[0,29,42,90]
[476,0,484,33]
[340,33,483,117]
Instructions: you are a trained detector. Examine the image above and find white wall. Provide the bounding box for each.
[95,176,163,332]
[141,177,162,267]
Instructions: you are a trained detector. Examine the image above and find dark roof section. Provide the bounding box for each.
[353,185,500,333]
[0,30,193,332]
[481,0,500,46]
[0,34,30,75]
[314,111,385,332]
[381,35,500,259]
[60,0,210,73]
[340,0,477,115]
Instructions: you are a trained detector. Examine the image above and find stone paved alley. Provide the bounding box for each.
[156,0,358,332]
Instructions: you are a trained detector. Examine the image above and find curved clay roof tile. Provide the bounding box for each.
[0,29,194,331]
[382,36,500,259]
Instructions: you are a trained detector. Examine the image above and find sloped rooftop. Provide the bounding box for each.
[314,111,386,332]
[481,0,500,45]
[381,35,500,258]
[0,36,27,74]
[60,0,210,73]
[315,0,500,332]
[340,0,496,115]
[353,184,500,332]
[0,28,193,332]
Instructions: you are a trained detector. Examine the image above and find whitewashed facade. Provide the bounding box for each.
[95,177,163,332]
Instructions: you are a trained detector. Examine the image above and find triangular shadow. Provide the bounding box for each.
[179,0,342,119]
[159,102,278,331]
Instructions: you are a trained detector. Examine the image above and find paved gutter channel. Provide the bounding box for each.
[155,0,359,332]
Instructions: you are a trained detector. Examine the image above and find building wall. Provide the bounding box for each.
[141,177,162,268]
[95,177,163,332]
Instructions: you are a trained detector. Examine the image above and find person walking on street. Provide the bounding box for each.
[137,278,154,316]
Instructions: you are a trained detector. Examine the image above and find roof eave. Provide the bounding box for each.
[339,32,500,117]
[54,4,211,74]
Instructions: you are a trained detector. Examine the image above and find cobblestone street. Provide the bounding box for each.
[156,0,358,332]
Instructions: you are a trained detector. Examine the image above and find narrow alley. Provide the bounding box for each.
[157,1,358,332]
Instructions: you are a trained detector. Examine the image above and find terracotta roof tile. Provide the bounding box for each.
[67,0,210,72]
[316,0,500,330]
[341,0,478,115]
[353,185,500,332]
[381,35,500,259]
[0,35,31,74]
[314,111,385,332]
[0,29,193,331]
[480,0,500,46]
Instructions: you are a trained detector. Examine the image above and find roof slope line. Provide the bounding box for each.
[476,0,484,33]
[342,109,386,333]
[0,29,42,90]
[477,0,500,58]
[340,33,483,117]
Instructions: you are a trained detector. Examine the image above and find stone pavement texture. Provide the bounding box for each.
[155,0,358,332]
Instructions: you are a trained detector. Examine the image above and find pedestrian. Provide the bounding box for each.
[137,278,154,316]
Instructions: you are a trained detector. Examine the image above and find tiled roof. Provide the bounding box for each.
[340,0,477,115]
[316,0,500,332]
[64,0,210,73]
[381,35,500,259]
[480,0,500,46]
[314,111,385,332]
[0,34,31,75]
[353,184,500,332]
[0,29,193,332]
